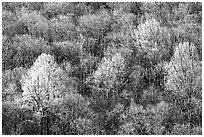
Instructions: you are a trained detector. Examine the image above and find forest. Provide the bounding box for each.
[2,2,202,135]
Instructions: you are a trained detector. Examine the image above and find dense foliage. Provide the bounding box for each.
[2,2,202,135]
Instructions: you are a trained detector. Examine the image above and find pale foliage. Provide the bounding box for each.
[165,42,201,98]
[173,42,199,63]
[134,19,160,46]
[132,18,168,56]
[92,52,126,89]
[21,53,66,109]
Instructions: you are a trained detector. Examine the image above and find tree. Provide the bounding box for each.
[21,53,67,111]
[90,52,126,92]
[20,53,92,135]
[86,51,130,134]
[163,42,202,133]
[132,18,172,64]
[165,42,201,100]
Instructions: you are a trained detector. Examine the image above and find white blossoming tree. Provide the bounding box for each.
[164,42,202,129]
[132,18,171,63]
[165,42,201,99]
[86,51,128,113]
[21,53,67,111]
[91,52,126,91]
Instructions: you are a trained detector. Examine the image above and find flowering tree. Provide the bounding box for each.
[165,42,201,99]
[164,42,202,132]
[90,52,126,91]
[21,53,67,111]
[86,51,128,133]
[133,18,170,60]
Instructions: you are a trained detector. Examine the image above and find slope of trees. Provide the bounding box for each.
[2,2,202,135]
